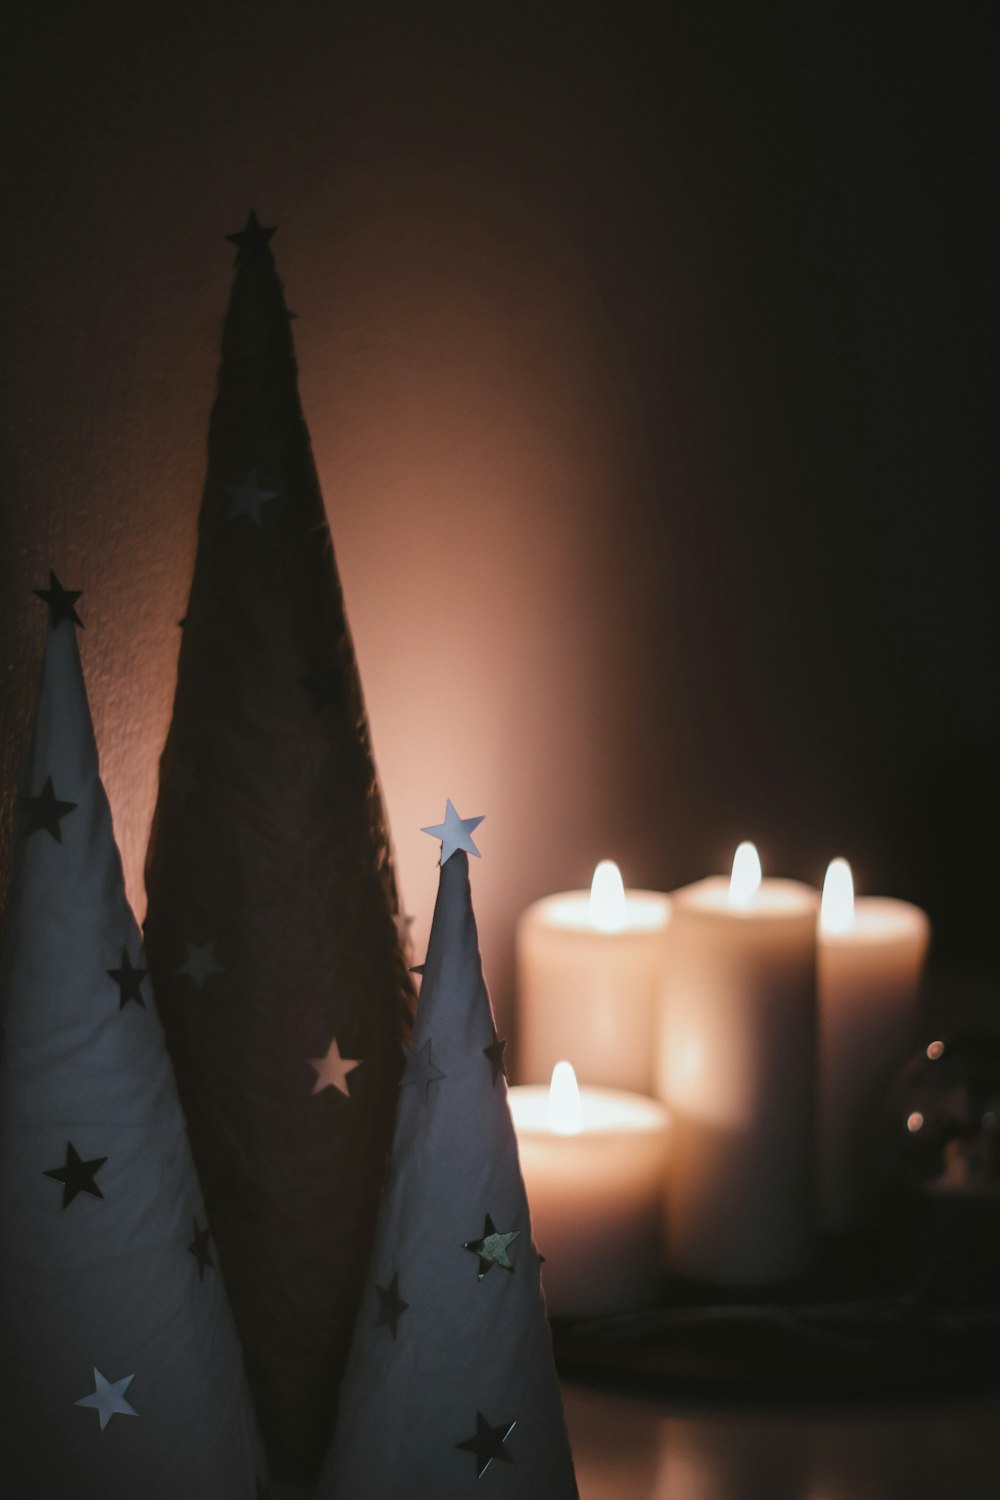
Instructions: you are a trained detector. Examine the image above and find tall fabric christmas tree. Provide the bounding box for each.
[0,580,264,1499]
[143,212,414,1475]
[317,804,578,1498]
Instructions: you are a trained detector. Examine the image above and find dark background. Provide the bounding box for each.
[2,1,998,1040]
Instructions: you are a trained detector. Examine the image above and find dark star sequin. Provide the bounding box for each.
[107,948,147,1010]
[43,1142,107,1207]
[374,1272,409,1338]
[21,776,77,842]
[455,1411,516,1478]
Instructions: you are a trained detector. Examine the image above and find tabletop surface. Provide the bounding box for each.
[269,1378,1000,1499]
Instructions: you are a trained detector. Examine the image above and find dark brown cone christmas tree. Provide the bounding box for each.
[143,211,414,1477]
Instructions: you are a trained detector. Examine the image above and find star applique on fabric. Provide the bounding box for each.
[374,1272,409,1339]
[21,776,77,842]
[462,1214,520,1279]
[308,1037,361,1097]
[75,1368,138,1432]
[455,1411,516,1478]
[483,1030,508,1086]
[225,209,277,265]
[34,570,83,629]
[188,1218,215,1281]
[176,940,223,993]
[400,1039,446,1102]
[225,468,278,526]
[107,948,147,1010]
[43,1142,107,1208]
[420,800,485,864]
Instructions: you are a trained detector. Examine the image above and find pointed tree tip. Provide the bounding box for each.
[34,569,84,630]
[225,210,278,266]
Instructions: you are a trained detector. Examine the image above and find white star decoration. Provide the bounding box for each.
[225,467,279,525]
[420,800,485,864]
[176,939,224,993]
[75,1368,138,1432]
[309,1037,361,1097]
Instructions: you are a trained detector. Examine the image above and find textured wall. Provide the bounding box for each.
[3,3,998,1044]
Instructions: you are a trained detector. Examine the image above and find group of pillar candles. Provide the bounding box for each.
[508,845,930,1319]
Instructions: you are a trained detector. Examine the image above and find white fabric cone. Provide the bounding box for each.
[0,613,264,1499]
[318,849,578,1498]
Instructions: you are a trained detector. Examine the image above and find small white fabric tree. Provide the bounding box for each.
[318,809,578,1498]
[0,580,264,1499]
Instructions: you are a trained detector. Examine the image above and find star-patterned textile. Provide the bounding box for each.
[188,1219,215,1281]
[142,213,414,1473]
[74,1368,138,1432]
[107,948,147,1010]
[462,1214,519,1279]
[400,1038,446,1102]
[21,775,77,841]
[34,570,83,630]
[374,1272,409,1339]
[225,468,279,526]
[455,1411,516,1478]
[176,939,223,992]
[43,1142,107,1207]
[308,1037,361,1097]
[315,844,578,1498]
[0,585,263,1495]
[420,800,485,864]
[483,1030,508,1086]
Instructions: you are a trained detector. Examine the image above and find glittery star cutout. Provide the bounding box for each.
[107,948,147,1010]
[455,1411,516,1478]
[309,1037,361,1096]
[176,940,223,993]
[374,1272,409,1338]
[225,468,279,526]
[419,804,485,864]
[483,1030,508,1086]
[75,1368,138,1432]
[462,1214,519,1279]
[34,570,83,629]
[43,1143,107,1207]
[400,1039,446,1102]
[420,800,485,864]
[188,1218,215,1281]
[20,776,77,842]
[225,209,277,265]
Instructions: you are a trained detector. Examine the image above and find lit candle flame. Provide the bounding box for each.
[728,841,762,909]
[589,859,627,933]
[548,1060,584,1135]
[820,857,855,935]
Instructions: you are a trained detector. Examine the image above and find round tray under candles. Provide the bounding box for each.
[550,1214,1000,1400]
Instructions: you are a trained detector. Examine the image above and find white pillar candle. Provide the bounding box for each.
[656,843,818,1284]
[818,857,931,1230]
[516,861,671,1091]
[509,1061,670,1318]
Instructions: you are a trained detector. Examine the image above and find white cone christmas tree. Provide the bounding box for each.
[0,580,264,1499]
[317,809,578,1498]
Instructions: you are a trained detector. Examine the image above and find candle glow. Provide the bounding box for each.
[728,841,762,909]
[548,1060,584,1135]
[820,857,855,936]
[589,860,627,933]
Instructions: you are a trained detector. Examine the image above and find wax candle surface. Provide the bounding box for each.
[656,848,818,1284]
[509,1066,670,1319]
[818,858,930,1229]
[516,863,670,1091]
